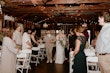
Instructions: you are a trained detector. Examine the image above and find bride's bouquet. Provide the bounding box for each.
[59,36,66,47]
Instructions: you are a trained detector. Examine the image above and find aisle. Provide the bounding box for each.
[29,60,69,73]
[16,47,69,73]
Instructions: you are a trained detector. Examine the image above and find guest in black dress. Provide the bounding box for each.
[73,25,87,73]
[31,29,38,47]
[31,29,39,55]
[69,28,77,51]
[66,28,77,60]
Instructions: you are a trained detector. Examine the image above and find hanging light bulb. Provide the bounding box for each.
[43,23,48,28]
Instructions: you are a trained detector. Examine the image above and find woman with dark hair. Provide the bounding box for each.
[69,28,77,51]
[30,29,39,56]
[31,29,38,47]
[72,25,87,73]
[1,28,19,73]
[22,28,33,50]
[66,28,77,61]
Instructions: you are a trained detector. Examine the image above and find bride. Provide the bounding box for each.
[55,29,66,64]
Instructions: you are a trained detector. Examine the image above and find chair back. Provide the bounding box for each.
[17,49,32,73]
[86,56,100,73]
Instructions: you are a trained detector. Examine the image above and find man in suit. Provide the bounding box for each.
[43,30,55,63]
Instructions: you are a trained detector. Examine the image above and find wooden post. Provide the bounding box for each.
[0,14,3,31]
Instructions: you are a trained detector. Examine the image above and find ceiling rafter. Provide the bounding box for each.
[2,0,110,24]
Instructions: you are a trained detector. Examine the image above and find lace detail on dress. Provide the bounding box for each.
[77,36,86,43]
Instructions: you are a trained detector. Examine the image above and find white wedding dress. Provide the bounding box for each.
[55,35,66,64]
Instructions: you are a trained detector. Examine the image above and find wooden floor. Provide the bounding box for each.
[0,60,70,73]
[17,47,69,73]
[28,60,69,73]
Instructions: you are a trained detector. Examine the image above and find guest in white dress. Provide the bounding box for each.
[55,29,66,64]
[22,29,33,50]
[0,28,19,73]
[12,24,22,50]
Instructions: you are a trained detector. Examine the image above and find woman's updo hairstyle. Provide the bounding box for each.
[74,25,85,33]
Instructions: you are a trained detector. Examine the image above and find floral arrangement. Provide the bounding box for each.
[58,36,66,47]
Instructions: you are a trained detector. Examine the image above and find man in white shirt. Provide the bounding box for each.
[13,24,22,49]
[96,12,110,73]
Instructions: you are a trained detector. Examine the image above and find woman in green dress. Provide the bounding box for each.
[72,25,87,73]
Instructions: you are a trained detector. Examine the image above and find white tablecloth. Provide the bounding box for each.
[38,44,45,48]
[21,49,32,53]
[32,47,40,51]
[17,53,27,58]
[84,48,96,57]
[17,49,32,58]
[87,56,98,62]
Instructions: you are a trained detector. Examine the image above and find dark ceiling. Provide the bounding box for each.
[2,0,110,24]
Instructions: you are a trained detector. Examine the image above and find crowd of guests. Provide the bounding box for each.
[0,24,67,73]
[0,25,40,73]
[0,11,110,73]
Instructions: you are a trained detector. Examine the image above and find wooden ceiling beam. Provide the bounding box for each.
[3,4,110,13]
[3,0,110,23]
[11,0,109,2]
[48,0,110,4]
[11,3,110,11]
[10,0,110,4]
